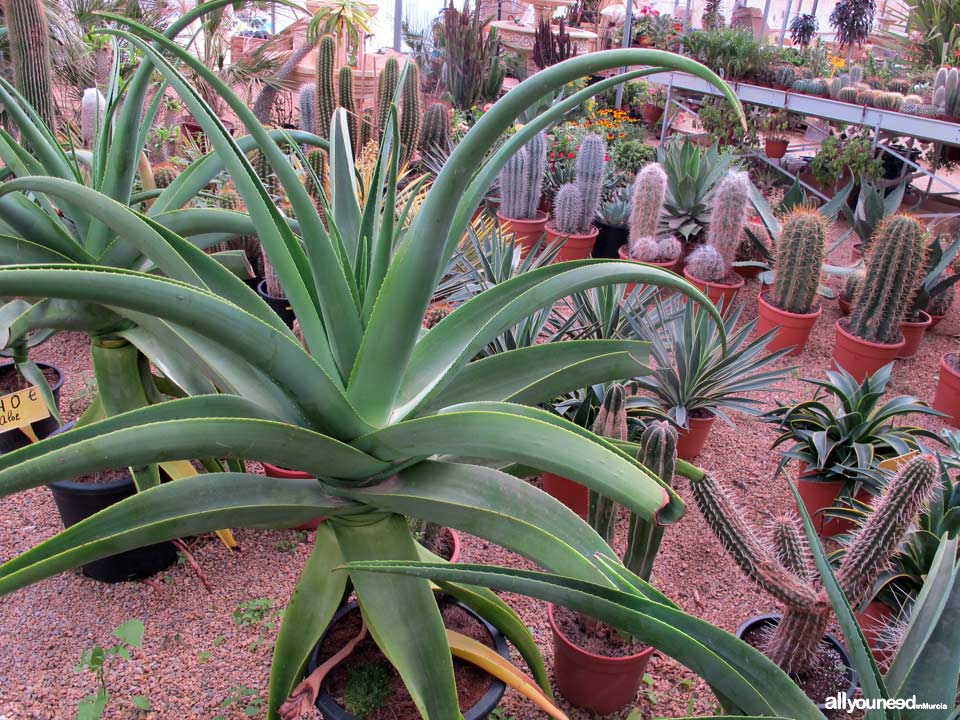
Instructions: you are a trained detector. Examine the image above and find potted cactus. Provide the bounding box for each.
[692,453,938,705]
[594,186,631,258]
[683,170,750,307]
[549,385,677,714]
[832,215,926,381]
[900,234,960,356]
[756,208,827,356]
[496,132,549,252]
[618,163,683,274]
[544,134,606,261]
[837,267,863,315]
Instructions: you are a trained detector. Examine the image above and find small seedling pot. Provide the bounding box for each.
[933,353,960,427]
[0,361,64,455]
[897,311,932,358]
[257,279,296,328]
[675,414,716,460]
[544,223,599,262]
[831,320,904,382]
[496,210,548,253]
[756,291,822,356]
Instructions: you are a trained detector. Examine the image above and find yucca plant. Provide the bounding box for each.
[0,21,751,719]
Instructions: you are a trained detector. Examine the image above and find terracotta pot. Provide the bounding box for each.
[851,242,863,262]
[756,291,822,356]
[443,527,462,564]
[496,210,548,253]
[548,604,654,714]
[545,223,599,262]
[933,353,960,427]
[682,267,745,309]
[765,138,789,159]
[617,245,681,296]
[736,264,764,279]
[262,463,325,531]
[897,311,932,358]
[540,472,588,519]
[855,600,895,664]
[676,414,716,460]
[796,466,872,537]
[832,320,904,383]
[838,297,853,315]
[929,313,945,329]
[641,103,664,125]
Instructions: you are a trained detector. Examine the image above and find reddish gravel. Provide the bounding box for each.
[1,231,957,719]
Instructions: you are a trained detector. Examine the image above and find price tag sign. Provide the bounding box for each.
[0,386,50,434]
[879,451,919,472]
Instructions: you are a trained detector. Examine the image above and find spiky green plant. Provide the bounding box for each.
[625,420,678,580]
[316,34,337,139]
[338,66,358,150]
[770,208,827,314]
[774,66,796,87]
[419,103,451,157]
[498,132,546,220]
[575,133,606,231]
[692,453,937,673]
[298,84,317,134]
[151,162,179,189]
[304,147,326,203]
[847,215,926,344]
[399,63,421,166]
[5,0,56,132]
[686,170,750,282]
[551,183,583,234]
[376,57,400,140]
[837,86,859,104]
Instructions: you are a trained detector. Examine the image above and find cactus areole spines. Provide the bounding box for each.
[6,0,57,132]
[772,208,828,315]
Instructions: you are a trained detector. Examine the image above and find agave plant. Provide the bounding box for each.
[0,19,747,720]
[657,136,734,241]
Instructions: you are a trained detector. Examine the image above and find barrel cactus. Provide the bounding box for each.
[6,0,56,131]
[771,208,827,314]
[419,103,451,157]
[498,132,547,220]
[692,453,938,673]
[315,35,337,139]
[847,215,927,344]
[627,163,681,262]
[686,170,751,283]
[775,67,796,87]
[152,162,179,189]
[837,86,858,104]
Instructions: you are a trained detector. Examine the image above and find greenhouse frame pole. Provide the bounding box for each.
[615,0,635,109]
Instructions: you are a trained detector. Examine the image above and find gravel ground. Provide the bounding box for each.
[0,232,957,720]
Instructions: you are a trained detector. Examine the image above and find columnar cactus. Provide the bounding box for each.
[686,170,751,282]
[771,208,828,314]
[298,84,317,134]
[359,109,374,150]
[627,163,682,262]
[933,66,960,116]
[304,147,326,203]
[5,0,56,132]
[575,134,606,231]
[692,453,938,673]
[841,268,865,305]
[80,88,106,148]
[399,63,421,166]
[552,183,584,235]
[587,384,628,545]
[623,421,678,581]
[847,215,926,344]
[498,132,547,220]
[338,66,358,149]
[315,35,337,139]
[262,245,283,298]
[376,58,400,140]
[250,149,276,196]
[848,65,864,84]
[419,103,451,156]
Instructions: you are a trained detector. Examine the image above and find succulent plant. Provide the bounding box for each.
[841,267,865,304]
[552,183,585,235]
[928,282,955,316]
[399,63,421,166]
[848,65,864,84]
[548,134,606,235]
[315,35,337,139]
[80,88,106,148]
[419,103,451,157]
[376,57,400,140]
[874,92,904,111]
[627,162,682,262]
[692,453,938,673]
[151,162,179,189]
[774,67,796,87]
[686,170,751,283]
[6,0,56,132]
[771,208,827,314]
[933,66,960,116]
[338,66,358,149]
[213,187,260,265]
[298,84,316,134]
[828,74,851,98]
[304,147,326,203]
[847,215,927,344]
[902,101,941,117]
[837,86,859,104]
[498,132,547,220]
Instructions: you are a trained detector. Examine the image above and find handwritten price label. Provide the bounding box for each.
[0,386,50,434]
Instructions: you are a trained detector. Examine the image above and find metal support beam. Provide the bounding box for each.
[778,0,794,46]
[615,0,635,109]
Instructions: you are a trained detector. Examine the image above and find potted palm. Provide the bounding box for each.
[756,208,828,356]
[762,364,943,536]
[497,133,549,253]
[618,162,683,274]
[544,134,606,261]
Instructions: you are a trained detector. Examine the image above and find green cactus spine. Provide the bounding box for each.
[376,58,400,141]
[152,162,179,189]
[6,0,56,132]
[552,183,584,235]
[770,517,813,581]
[841,268,865,304]
[847,215,926,344]
[419,103,451,156]
[771,208,827,314]
[848,65,864,84]
[399,63,421,166]
[315,34,337,139]
[574,133,606,231]
[498,132,546,220]
[774,66,796,87]
[298,84,316,134]
[338,66,358,149]
[692,453,937,673]
[250,149,276,196]
[587,384,628,546]
[623,421,678,580]
[687,170,750,282]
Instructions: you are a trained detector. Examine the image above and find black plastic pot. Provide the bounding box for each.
[0,362,64,455]
[593,222,628,259]
[47,423,178,583]
[257,279,296,328]
[310,599,509,720]
[735,613,858,709]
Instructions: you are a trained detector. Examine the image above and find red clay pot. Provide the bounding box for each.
[897,311,932,358]
[262,463,325,531]
[545,223,599,262]
[445,527,462,564]
[676,415,716,460]
[933,353,960,427]
[496,210,548,253]
[540,472,588,519]
[838,297,853,315]
[682,267,745,309]
[832,320,904,382]
[929,313,945,329]
[548,604,654,714]
[765,138,789,159]
[617,245,681,295]
[641,103,664,125]
[855,600,895,664]
[796,466,872,537]
[756,291,822,356]
[851,243,863,262]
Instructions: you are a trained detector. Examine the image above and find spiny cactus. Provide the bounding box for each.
[359,108,374,150]
[627,163,682,262]
[315,35,337,139]
[933,66,960,116]
[262,245,283,298]
[250,149,276,196]
[837,86,859,104]
[552,183,584,235]
[841,268,865,304]
[338,66,358,150]
[304,147,326,203]
[419,103,451,157]
[151,162,179,189]
[692,453,938,673]
[376,58,400,141]
[623,420,678,580]
[771,208,828,314]
[847,215,927,344]
[774,67,796,87]
[498,132,547,220]
[423,302,453,329]
[687,170,751,282]
[875,92,904,111]
[80,88,106,148]
[6,0,56,132]
[574,133,606,231]
[848,65,864,85]
[587,384,628,546]
[298,84,317,134]
[399,63,421,166]
[214,188,260,264]
[888,78,910,94]
[828,74,850,98]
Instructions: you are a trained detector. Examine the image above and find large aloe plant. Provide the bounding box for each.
[0,20,748,720]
